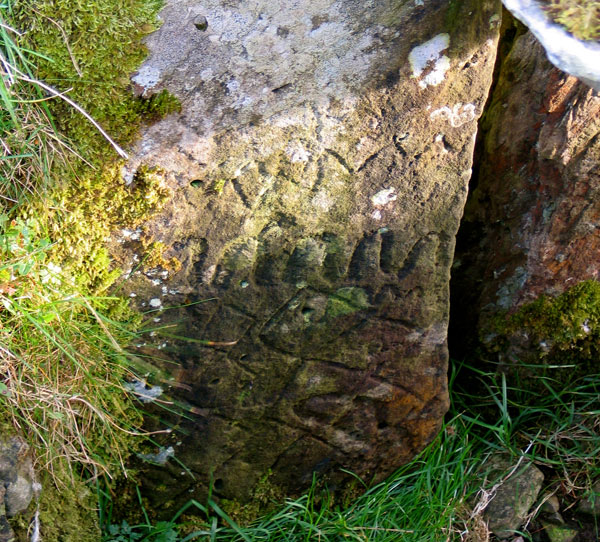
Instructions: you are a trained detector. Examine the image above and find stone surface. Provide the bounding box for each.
[578,482,600,516]
[541,521,578,542]
[120,0,501,505]
[540,494,561,515]
[483,456,544,539]
[5,475,33,518]
[451,19,600,365]
[0,436,35,542]
[0,437,33,517]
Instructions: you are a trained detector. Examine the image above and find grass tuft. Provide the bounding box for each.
[0,0,166,486]
[0,215,145,478]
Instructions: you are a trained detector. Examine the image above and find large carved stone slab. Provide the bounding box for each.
[119,0,501,503]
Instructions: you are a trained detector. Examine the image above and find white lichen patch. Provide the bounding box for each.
[226,79,240,93]
[311,190,334,212]
[434,133,449,154]
[202,264,217,284]
[362,381,395,400]
[39,262,62,285]
[121,166,135,185]
[408,33,450,89]
[371,187,397,206]
[131,65,161,94]
[121,228,142,241]
[149,298,162,308]
[125,379,164,403]
[430,103,477,127]
[138,446,174,465]
[200,68,214,81]
[582,319,591,334]
[286,143,311,163]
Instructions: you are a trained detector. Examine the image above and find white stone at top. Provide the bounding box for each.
[502,0,600,91]
[131,65,161,93]
[409,33,450,88]
[132,0,418,131]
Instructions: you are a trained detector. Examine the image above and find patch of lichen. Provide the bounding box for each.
[540,0,600,41]
[325,287,370,319]
[488,280,600,378]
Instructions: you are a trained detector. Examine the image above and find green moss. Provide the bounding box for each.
[10,470,100,542]
[325,287,370,319]
[444,0,463,31]
[221,470,284,526]
[10,0,165,163]
[37,474,101,542]
[22,164,172,295]
[137,89,182,121]
[490,280,600,375]
[541,0,600,41]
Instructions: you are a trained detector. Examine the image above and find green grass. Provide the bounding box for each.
[455,361,600,504]
[0,212,146,478]
[0,5,60,209]
[101,417,485,542]
[0,1,163,483]
[99,360,600,542]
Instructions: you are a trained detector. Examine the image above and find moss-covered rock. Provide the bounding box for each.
[10,473,100,542]
[484,280,600,381]
[450,16,600,378]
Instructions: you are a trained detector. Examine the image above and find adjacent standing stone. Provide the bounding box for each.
[451,20,600,365]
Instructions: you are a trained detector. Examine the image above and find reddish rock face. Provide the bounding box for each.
[451,24,600,363]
